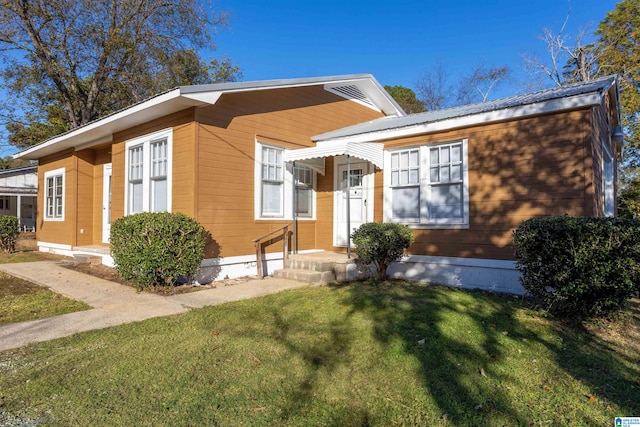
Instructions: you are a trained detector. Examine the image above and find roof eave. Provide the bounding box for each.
[314,92,604,143]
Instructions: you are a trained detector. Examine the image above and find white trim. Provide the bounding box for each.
[196,249,321,283]
[102,163,112,243]
[17,90,183,159]
[333,156,374,247]
[387,255,524,294]
[384,139,469,228]
[124,128,173,215]
[602,142,615,217]
[43,167,65,222]
[317,93,602,144]
[37,241,72,251]
[254,141,316,220]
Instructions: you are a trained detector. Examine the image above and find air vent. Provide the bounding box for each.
[325,84,380,112]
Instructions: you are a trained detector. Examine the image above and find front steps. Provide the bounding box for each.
[273,252,374,285]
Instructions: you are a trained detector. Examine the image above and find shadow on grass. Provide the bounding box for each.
[342,280,532,425]
[336,280,640,425]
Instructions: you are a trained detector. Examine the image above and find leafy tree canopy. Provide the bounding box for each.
[0,0,242,149]
[384,85,425,114]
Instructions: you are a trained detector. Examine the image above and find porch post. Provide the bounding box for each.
[16,195,21,231]
[292,161,297,254]
[346,154,351,259]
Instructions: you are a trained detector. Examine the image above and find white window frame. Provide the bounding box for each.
[294,165,314,218]
[44,167,65,221]
[384,139,469,228]
[254,141,316,220]
[124,128,172,215]
[602,142,615,217]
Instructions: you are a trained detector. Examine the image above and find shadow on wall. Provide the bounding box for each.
[195,233,222,283]
[404,110,596,261]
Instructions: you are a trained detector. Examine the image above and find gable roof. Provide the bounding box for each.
[15,74,405,160]
[314,75,619,143]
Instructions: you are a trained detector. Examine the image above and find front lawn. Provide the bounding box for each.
[0,281,638,426]
[0,271,90,325]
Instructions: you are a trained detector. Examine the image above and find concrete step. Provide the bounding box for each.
[283,258,336,272]
[273,268,336,285]
[73,254,103,265]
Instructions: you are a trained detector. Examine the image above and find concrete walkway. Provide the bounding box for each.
[0,261,309,352]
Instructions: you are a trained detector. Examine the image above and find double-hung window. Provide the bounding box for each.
[44,168,65,221]
[385,139,469,227]
[261,145,284,217]
[295,166,313,217]
[255,142,316,219]
[125,129,172,215]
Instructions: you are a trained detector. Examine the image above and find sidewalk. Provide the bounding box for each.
[0,261,309,352]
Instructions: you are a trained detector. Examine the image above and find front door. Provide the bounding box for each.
[335,161,369,246]
[102,163,112,243]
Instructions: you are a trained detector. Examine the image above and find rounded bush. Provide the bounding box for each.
[0,215,19,253]
[110,212,207,289]
[351,222,414,279]
[513,215,640,319]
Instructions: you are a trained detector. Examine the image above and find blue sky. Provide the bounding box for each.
[212,0,618,96]
[0,0,620,157]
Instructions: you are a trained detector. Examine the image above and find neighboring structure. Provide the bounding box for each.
[15,74,622,293]
[0,166,37,231]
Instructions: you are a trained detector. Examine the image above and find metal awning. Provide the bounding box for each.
[282,141,384,175]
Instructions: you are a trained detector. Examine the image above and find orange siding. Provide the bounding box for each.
[36,151,76,246]
[376,109,594,260]
[74,150,96,246]
[195,86,384,257]
[111,108,196,220]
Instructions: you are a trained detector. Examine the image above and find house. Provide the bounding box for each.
[0,166,38,231]
[15,74,622,293]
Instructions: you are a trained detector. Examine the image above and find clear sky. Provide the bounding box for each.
[212,0,618,97]
[0,0,621,157]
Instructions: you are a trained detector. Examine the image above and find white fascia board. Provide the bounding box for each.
[15,89,184,159]
[317,92,603,144]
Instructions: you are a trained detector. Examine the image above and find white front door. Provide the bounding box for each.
[335,160,369,247]
[102,163,112,243]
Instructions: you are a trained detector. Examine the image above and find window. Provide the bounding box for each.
[44,168,65,221]
[0,196,9,211]
[125,129,172,215]
[390,149,420,221]
[295,166,313,217]
[255,142,316,219]
[603,144,614,217]
[261,145,284,216]
[384,140,469,227]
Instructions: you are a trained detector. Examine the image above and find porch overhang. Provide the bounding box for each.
[282,141,384,175]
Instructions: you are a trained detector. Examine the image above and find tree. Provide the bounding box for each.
[596,0,640,168]
[456,64,511,105]
[384,85,425,114]
[414,63,453,111]
[521,11,601,90]
[0,0,240,148]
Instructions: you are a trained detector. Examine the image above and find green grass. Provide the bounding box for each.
[0,281,638,426]
[0,272,90,325]
[0,251,63,264]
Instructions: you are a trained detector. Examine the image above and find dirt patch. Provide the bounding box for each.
[59,262,257,296]
[0,272,43,298]
[15,233,37,252]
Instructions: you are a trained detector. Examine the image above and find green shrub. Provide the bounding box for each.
[0,215,19,253]
[110,212,207,289]
[351,222,414,279]
[513,215,640,319]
